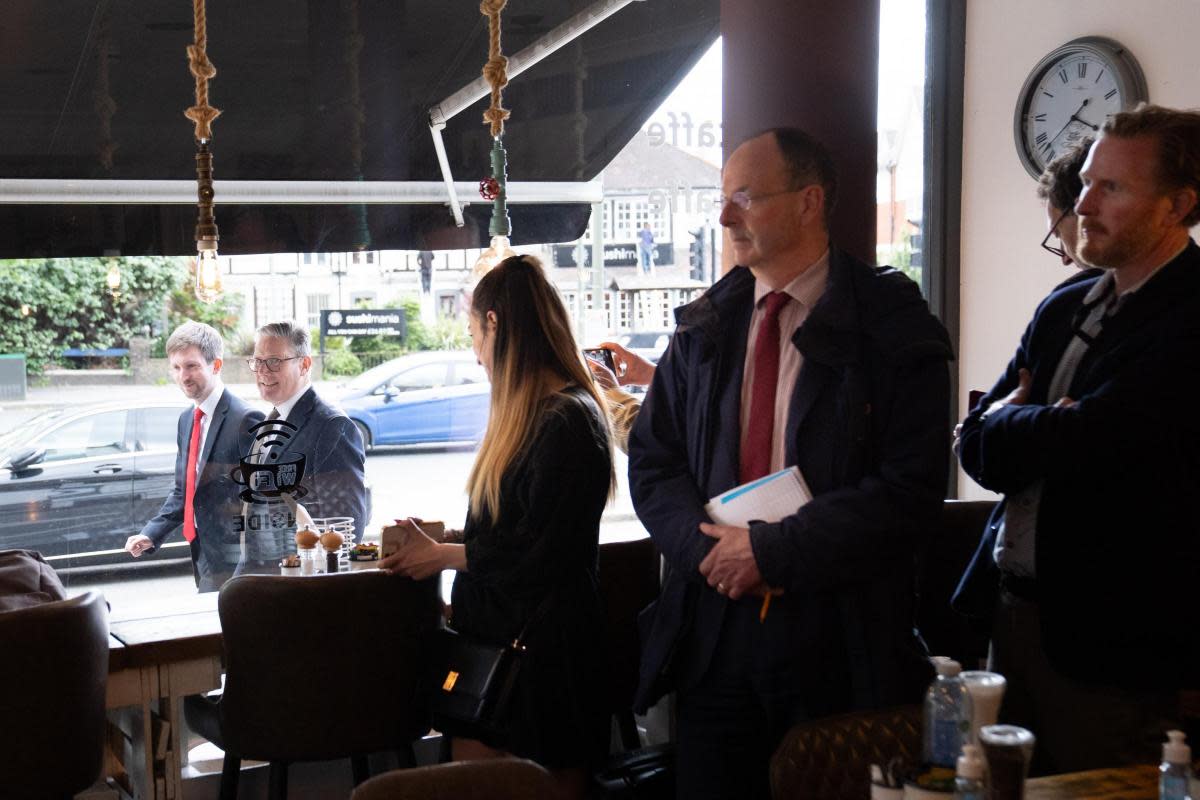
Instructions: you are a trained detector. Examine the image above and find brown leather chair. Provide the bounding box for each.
[350,758,557,800]
[598,536,661,750]
[184,571,442,800]
[769,705,922,800]
[915,499,995,668]
[0,590,109,800]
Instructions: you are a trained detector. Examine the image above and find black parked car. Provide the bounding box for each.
[0,402,192,571]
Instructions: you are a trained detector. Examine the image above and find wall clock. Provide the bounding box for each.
[1013,36,1148,179]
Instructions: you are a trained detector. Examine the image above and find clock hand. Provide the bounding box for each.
[1070,114,1098,131]
[1069,98,1098,131]
[1045,100,1089,148]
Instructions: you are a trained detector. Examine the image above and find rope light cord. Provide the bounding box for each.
[480,0,510,138]
[185,0,221,303]
[184,0,221,142]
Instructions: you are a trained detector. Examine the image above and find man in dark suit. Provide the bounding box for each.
[248,320,369,547]
[628,128,953,800]
[125,322,264,592]
[954,105,1200,774]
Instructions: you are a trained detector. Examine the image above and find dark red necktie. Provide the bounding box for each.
[182,407,204,543]
[740,291,790,483]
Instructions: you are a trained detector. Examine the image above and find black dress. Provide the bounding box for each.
[449,384,613,769]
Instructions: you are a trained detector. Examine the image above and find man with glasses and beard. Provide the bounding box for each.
[242,321,369,566]
[954,104,1200,774]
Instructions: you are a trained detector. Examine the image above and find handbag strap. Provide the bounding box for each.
[510,589,559,651]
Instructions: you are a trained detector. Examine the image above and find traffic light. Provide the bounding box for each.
[688,228,705,281]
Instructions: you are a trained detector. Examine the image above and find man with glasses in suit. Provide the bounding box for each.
[242,321,369,566]
[628,128,953,800]
[954,104,1200,774]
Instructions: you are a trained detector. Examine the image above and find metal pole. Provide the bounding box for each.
[589,202,604,341]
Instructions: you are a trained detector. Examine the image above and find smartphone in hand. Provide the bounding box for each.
[583,347,616,373]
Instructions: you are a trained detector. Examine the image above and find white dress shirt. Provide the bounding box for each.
[193,379,225,476]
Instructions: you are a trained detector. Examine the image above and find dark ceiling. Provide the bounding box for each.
[0,0,719,257]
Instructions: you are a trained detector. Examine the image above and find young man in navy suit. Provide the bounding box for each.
[125,322,264,592]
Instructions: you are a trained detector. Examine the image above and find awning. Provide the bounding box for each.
[0,0,719,258]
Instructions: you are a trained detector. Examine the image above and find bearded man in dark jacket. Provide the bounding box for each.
[628,128,953,800]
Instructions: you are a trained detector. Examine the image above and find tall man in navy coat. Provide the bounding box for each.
[954,105,1200,774]
[125,322,263,592]
[249,321,369,546]
[629,129,953,800]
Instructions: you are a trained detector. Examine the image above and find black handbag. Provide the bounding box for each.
[430,595,555,741]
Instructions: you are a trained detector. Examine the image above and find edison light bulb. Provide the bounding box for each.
[105,262,121,294]
[471,235,516,279]
[195,248,223,303]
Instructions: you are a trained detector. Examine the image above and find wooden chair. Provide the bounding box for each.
[184,571,442,800]
[351,759,557,800]
[769,705,922,800]
[0,591,109,800]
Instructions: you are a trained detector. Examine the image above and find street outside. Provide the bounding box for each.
[1,380,641,607]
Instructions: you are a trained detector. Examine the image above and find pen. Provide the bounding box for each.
[746,518,773,623]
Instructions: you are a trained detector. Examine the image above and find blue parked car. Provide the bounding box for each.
[337,351,490,450]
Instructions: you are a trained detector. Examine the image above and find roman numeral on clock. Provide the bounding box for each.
[1035,132,1048,146]
[1078,62,1087,78]
[1105,88,1118,100]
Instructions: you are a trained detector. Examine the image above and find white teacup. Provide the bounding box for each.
[961,671,1006,743]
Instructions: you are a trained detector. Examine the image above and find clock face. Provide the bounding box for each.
[1014,38,1147,179]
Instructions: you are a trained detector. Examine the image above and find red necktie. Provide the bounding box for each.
[740,291,791,483]
[182,407,204,543]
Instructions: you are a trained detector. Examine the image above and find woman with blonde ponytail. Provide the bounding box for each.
[381,255,614,798]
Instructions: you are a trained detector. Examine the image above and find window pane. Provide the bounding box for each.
[138,408,182,451]
[40,411,129,462]
[878,0,927,287]
[390,363,447,391]
[454,363,488,386]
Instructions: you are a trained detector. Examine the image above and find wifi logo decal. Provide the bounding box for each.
[232,419,308,502]
[250,418,299,461]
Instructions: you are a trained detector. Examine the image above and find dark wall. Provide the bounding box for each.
[721,0,880,265]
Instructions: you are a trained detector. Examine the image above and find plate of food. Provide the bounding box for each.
[349,542,379,561]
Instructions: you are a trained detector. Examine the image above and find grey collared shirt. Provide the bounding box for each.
[994,271,1125,575]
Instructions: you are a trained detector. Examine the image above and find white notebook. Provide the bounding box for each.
[704,466,812,527]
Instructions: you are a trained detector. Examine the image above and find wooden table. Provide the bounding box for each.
[106,591,223,800]
[1025,764,1159,799]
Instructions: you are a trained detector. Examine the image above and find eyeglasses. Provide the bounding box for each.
[717,188,801,211]
[1041,208,1072,260]
[246,356,301,373]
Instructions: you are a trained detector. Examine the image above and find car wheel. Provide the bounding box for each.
[354,420,373,452]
